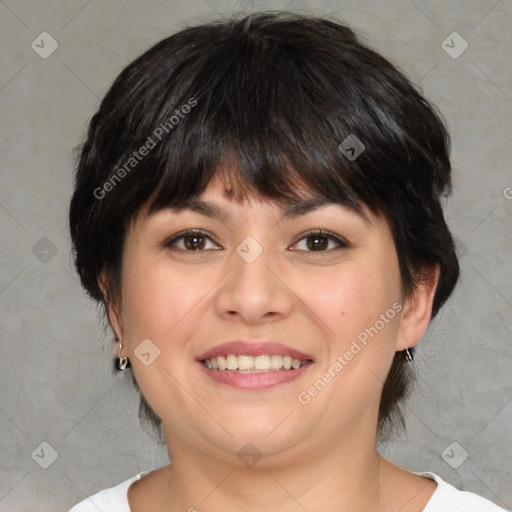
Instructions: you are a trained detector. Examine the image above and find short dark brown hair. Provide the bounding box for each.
[69,12,460,442]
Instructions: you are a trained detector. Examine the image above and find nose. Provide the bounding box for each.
[214,238,294,325]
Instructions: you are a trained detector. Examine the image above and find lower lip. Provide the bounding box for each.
[197,361,313,390]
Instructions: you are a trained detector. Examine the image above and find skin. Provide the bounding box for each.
[100,172,440,512]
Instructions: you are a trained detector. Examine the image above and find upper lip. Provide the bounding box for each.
[196,341,314,362]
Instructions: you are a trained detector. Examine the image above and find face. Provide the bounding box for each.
[105,173,428,466]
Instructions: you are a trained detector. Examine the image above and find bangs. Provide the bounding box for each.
[146,94,365,217]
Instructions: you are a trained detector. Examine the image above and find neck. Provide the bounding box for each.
[160,427,387,512]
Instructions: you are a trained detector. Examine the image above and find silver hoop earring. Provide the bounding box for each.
[115,340,131,370]
[404,347,413,362]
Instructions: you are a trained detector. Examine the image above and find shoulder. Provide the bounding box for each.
[67,471,150,512]
[415,471,509,512]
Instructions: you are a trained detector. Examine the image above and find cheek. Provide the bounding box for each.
[120,250,218,346]
[301,260,401,352]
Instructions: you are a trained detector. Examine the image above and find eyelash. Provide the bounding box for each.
[165,229,349,253]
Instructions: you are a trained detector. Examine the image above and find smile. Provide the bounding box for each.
[202,354,311,372]
[197,341,314,389]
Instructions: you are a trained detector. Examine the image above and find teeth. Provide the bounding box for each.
[255,355,271,370]
[217,355,227,370]
[203,354,309,372]
[271,355,283,370]
[238,355,254,370]
[226,354,238,370]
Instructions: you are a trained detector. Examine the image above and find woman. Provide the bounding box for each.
[68,12,507,512]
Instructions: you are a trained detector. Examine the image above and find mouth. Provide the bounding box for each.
[196,341,314,390]
[202,354,312,373]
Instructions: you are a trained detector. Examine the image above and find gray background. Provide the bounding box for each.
[0,0,511,510]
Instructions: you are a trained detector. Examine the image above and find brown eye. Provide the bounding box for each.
[165,230,219,251]
[293,230,348,252]
[183,233,206,250]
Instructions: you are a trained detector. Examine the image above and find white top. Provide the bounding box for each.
[68,470,508,511]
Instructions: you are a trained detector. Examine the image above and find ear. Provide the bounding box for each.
[98,269,123,339]
[396,265,440,351]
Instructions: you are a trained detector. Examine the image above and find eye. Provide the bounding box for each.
[165,229,349,253]
[291,230,349,252]
[165,230,220,251]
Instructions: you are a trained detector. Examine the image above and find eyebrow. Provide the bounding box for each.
[167,197,370,225]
